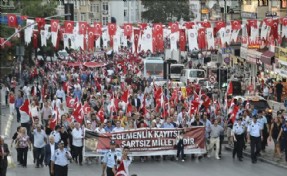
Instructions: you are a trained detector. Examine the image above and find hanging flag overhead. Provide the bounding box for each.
[108,23,117,36]
[94,22,102,36]
[7,14,18,27]
[169,22,179,33]
[78,21,88,35]
[124,23,133,37]
[64,21,74,34]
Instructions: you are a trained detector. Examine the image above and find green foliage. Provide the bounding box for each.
[141,0,193,23]
[19,0,57,18]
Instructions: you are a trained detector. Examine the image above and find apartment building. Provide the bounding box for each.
[57,0,143,25]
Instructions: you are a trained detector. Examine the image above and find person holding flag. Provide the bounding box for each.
[115,146,132,176]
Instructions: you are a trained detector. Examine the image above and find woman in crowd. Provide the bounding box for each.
[16,127,32,168]
[269,116,282,159]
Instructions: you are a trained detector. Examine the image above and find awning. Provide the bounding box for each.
[260,50,274,65]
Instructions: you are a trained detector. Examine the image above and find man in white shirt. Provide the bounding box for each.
[55,87,65,103]
[72,122,83,165]
[112,121,124,133]
[33,124,47,168]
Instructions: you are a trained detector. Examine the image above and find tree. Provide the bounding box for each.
[141,0,192,23]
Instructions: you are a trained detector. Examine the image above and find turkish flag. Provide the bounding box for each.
[214,21,226,34]
[271,19,279,39]
[82,102,91,115]
[169,22,179,33]
[108,23,117,36]
[93,22,102,36]
[199,21,211,28]
[153,23,163,36]
[35,18,45,31]
[263,18,273,27]
[197,28,206,49]
[281,17,287,26]
[139,23,148,30]
[179,29,186,51]
[50,20,59,32]
[73,103,84,124]
[231,20,241,30]
[185,22,195,29]
[33,31,38,49]
[124,23,133,37]
[134,29,140,53]
[87,26,96,51]
[64,21,74,34]
[7,14,18,28]
[79,21,88,35]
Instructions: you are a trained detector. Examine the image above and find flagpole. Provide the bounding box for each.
[1,13,71,47]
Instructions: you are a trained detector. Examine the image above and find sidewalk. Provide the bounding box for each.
[225,141,287,169]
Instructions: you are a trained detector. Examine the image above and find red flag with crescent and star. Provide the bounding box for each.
[179,29,186,51]
[133,29,140,53]
[94,22,102,36]
[78,21,88,35]
[50,20,59,32]
[35,17,45,31]
[7,14,18,28]
[231,20,241,30]
[64,21,74,34]
[108,23,117,36]
[124,23,133,37]
[169,22,179,33]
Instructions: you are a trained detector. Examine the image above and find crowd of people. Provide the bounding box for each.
[0,49,287,176]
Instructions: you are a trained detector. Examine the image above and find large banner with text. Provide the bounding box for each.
[84,127,206,156]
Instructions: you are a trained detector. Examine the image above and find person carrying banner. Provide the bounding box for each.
[102,140,122,176]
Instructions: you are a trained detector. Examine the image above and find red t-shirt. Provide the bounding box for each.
[9,95,15,104]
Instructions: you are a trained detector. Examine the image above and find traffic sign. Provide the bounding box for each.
[209,74,216,83]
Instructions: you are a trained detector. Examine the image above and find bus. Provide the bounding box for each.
[143,57,164,79]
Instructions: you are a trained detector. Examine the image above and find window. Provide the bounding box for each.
[103,2,109,12]
[258,0,268,6]
[74,14,78,21]
[282,0,287,8]
[124,10,128,21]
[81,13,85,21]
[80,0,85,6]
[131,9,135,21]
[90,3,100,12]
[102,16,109,25]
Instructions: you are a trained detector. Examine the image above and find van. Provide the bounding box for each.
[180,69,206,85]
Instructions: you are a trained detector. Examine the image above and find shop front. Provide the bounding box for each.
[274,47,287,78]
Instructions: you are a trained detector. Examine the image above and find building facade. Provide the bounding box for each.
[57,0,143,25]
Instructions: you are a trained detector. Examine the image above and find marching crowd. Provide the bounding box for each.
[0,50,287,176]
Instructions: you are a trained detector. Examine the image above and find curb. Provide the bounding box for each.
[225,146,287,169]
[4,114,14,138]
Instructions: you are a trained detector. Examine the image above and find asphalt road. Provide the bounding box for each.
[4,101,287,176]
[6,152,287,176]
